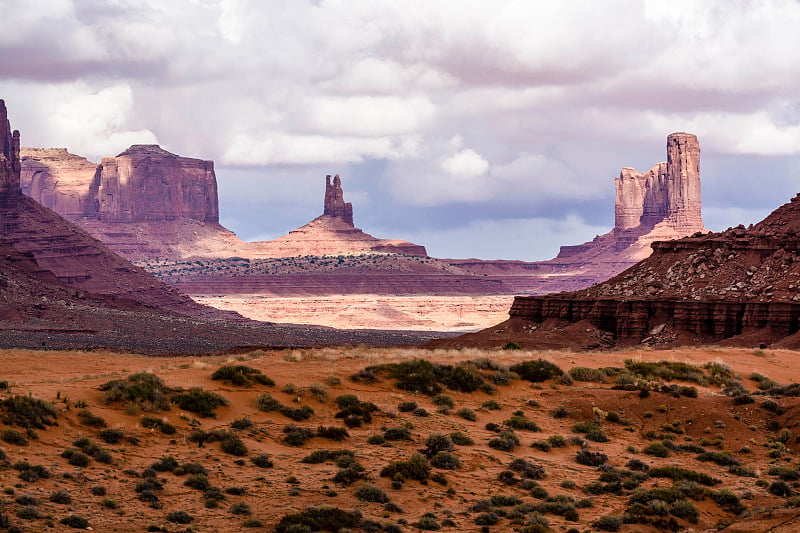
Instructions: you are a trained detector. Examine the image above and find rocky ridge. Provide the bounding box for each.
[432,192,800,350]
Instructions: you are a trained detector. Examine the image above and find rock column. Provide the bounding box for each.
[323,174,354,225]
[665,132,702,233]
[0,100,21,195]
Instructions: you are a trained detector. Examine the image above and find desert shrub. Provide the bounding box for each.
[380,453,430,482]
[61,448,90,467]
[432,395,454,408]
[482,399,501,410]
[75,409,106,428]
[279,405,314,421]
[474,512,499,526]
[15,494,37,506]
[302,449,355,464]
[309,383,328,402]
[274,506,362,533]
[334,396,378,427]
[547,434,567,448]
[242,518,265,528]
[140,415,175,434]
[436,362,484,393]
[98,428,124,444]
[430,451,460,470]
[166,510,194,524]
[13,460,49,482]
[643,442,670,458]
[509,458,546,479]
[733,394,755,405]
[551,405,569,418]
[696,451,740,466]
[568,367,608,382]
[489,430,520,452]
[255,393,281,412]
[316,426,349,441]
[184,474,211,491]
[355,484,389,503]
[1,429,27,446]
[230,502,252,515]
[769,466,800,481]
[373,359,441,395]
[424,433,454,456]
[171,388,228,418]
[712,489,746,514]
[510,360,563,382]
[531,440,551,452]
[648,466,720,486]
[230,416,253,430]
[211,365,273,387]
[16,505,40,519]
[575,449,607,467]
[506,414,540,431]
[624,360,707,384]
[283,425,315,446]
[397,401,417,412]
[350,368,379,384]
[333,463,368,486]
[50,489,72,505]
[151,456,179,472]
[455,407,476,421]
[503,341,522,350]
[594,515,622,531]
[2,395,58,429]
[90,485,106,496]
[99,372,170,411]
[770,481,793,497]
[626,458,649,471]
[367,434,385,445]
[384,427,412,441]
[220,433,248,456]
[450,431,474,446]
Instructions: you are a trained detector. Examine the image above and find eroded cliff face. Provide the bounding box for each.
[0,100,21,195]
[435,193,800,351]
[20,148,99,218]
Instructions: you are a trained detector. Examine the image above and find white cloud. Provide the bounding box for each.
[441,148,489,178]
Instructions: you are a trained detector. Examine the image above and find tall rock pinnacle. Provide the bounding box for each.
[0,99,21,195]
[323,174,353,226]
[613,132,703,234]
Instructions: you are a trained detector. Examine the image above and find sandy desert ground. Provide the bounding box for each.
[192,295,516,331]
[1,345,800,531]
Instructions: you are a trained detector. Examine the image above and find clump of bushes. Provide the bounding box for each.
[283,425,315,447]
[60,515,90,529]
[2,395,58,429]
[274,506,362,533]
[78,409,107,428]
[255,393,281,412]
[211,365,274,387]
[171,388,228,418]
[488,430,520,452]
[14,460,51,482]
[334,395,378,427]
[316,426,349,441]
[99,372,170,412]
[166,510,194,524]
[1,429,27,446]
[575,449,607,467]
[509,359,563,382]
[505,412,540,431]
[380,453,431,483]
[355,483,390,503]
[141,416,176,435]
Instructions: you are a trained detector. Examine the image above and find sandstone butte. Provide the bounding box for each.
[1,100,431,353]
[20,147,427,260]
[22,134,706,297]
[431,190,800,351]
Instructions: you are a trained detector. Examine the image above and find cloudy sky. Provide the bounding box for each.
[2,0,800,260]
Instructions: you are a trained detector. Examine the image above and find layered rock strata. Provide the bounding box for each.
[433,193,800,350]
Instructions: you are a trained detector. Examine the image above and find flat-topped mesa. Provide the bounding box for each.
[323,174,354,225]
[0,99,21,195]
[98,144,219,223]
[613,132,703,233]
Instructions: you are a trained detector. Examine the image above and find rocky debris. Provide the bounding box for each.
[437,191,800,351]
[323,174,353,225]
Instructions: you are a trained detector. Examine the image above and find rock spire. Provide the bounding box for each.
[614,132,703,233]
[323,174,353,225]
[0,99,21,195]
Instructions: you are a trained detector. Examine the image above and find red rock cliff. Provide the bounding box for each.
[0,100,21,195]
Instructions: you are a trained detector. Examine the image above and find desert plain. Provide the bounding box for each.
[1,345,800,532]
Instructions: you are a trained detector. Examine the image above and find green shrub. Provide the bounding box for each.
[547,435,567,447]
[220,433,248,456]
[648,466,720,486]
[713,489,746,514]
[355,483,389,503]
[568,366,608,382]
[283,425,315,446]
[13,460,50,482]
[433,395,454,408]
[211,365,274,387]
[575,449,607,467]
[50,489,72,504]
[1,429,27,446]
[430,451,461,470]
[171,388,228,418]
[510,359,563,382]
[62,449,90,467]
[274,506,362,533]
[377,359,441,395]
[166,510,194,524]
[243,518,265,528]
[509,458,546,479]
[380,453,431,482]
[78,409,107,428]
[437,362,484,393]
[770,481,793,497]
[334,396,377,427]
[184,474,211,491]
[99,372,170,411]
[643,442,670,458]
[250,453,273,468]
[594,515,622,531]
[316,426,348,441]
[424,433,453,456]
[696,451,740,466]
[505,414,540,431]
[230,502,252,515]
[384,427,412,441]
[151,456,179,472]
[489,431,519,452]
[449,431,474,446]
[99,428,124,444]
[2,395,58,429]
[455,407,477,421]
[255,393,281,412]
[230,416,253,430]
[397,401,417,412]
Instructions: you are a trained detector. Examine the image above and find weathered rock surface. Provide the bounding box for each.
[0,100,20,194]
[323,174,353,225]
[431,192,800,350]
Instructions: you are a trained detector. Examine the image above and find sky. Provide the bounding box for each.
[1,0,800,261]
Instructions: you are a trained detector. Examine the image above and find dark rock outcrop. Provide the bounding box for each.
[0,100,21,194]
